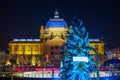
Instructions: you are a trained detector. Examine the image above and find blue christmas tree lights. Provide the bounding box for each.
[59,17,96,80]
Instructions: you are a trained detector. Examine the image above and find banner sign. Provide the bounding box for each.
[73,56,88,63]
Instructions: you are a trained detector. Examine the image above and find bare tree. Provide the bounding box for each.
[33,54,43,67]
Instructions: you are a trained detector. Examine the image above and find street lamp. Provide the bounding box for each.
[52,65,54,78]
[94,49,100,80]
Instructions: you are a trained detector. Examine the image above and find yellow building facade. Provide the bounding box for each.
[8,10,105,67]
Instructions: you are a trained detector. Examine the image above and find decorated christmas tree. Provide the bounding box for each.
[59,17,95,80]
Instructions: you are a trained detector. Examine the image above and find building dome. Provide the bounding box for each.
[45,9,68,28]
[45,19,68,28]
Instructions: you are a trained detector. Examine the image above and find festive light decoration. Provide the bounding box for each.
[59,17,95,80]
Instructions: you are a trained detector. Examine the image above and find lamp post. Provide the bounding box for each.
[95,49,100,80]
[52,65,54,78]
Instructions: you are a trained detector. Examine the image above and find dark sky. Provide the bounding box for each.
[0,0,120,50]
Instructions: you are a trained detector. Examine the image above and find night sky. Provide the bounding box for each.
[0,0,120,50]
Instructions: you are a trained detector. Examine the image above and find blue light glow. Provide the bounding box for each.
[13,38,40,42]
[46,19,67,28]
[13,39,19,41]
[102,77,112,80]
[19,39,26,41]
[27,39,33,41]
[59,17,95,80]
[34,39,40,41]
[89,39,100,41]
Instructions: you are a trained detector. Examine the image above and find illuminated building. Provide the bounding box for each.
[8,10,105,67]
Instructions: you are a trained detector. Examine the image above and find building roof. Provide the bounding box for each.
[45,9,68,28]
[11,38,40,42]
[45,19,68,28]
